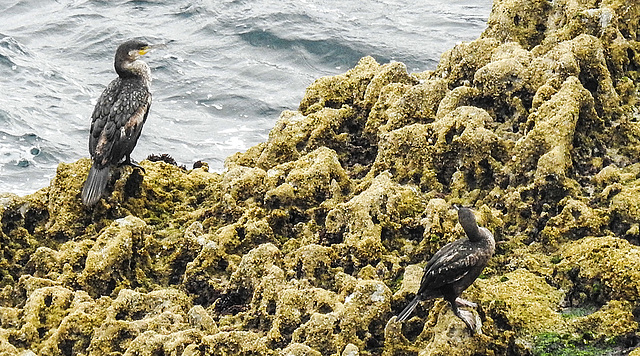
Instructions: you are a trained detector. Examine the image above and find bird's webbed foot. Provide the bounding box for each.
[450,300,481,335]
[456,308,477,332]
[455,297,478,308]
[121,156,146,173]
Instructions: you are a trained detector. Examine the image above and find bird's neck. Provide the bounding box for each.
[463,223,481,242]
[470,226,495,252]
[118,60,152,87]
[481,227,496,254]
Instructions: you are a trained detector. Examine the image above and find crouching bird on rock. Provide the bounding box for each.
[82,39,159,206]
[396,205,495,333]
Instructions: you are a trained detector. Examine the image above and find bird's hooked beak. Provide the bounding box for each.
[138,43,167,56]
[138,47,151,56]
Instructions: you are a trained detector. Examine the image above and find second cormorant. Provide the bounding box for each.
[396,206,495,332]
[81,39,157,206]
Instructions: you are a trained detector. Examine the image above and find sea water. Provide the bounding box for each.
[0,0,492,196]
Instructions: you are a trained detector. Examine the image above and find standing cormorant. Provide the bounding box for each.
[81,39,156,206]
[396,206,495,332]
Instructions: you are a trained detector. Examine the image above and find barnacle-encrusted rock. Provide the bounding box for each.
[1,0,640,355]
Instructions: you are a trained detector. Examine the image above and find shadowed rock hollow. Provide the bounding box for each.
[2,0,640,355]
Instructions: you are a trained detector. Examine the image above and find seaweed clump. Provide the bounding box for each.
[1,0,640,355]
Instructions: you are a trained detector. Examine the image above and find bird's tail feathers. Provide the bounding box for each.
[396,295,421,322]
[82,165,109,206]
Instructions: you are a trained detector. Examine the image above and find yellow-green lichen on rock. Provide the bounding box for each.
[1,0,640,355]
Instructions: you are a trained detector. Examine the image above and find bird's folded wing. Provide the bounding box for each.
[417,251,480,293]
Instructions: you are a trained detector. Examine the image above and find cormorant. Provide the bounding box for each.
[81,39,156,206]
[396,206,495,332]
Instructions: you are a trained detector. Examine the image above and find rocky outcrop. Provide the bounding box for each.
[1,0,640,355]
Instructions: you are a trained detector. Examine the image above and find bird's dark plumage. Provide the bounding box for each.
[396,206,495,332]
[82,39,153,206]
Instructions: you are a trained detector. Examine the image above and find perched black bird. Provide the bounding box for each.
[81,40,156,206]
[396,206,495,332]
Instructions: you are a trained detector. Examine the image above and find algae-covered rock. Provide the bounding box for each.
[80,216,150,297]
[483,0,551,49]
[2,0,640,355]
[324,172,424,265]
[555,236,640,303]
[570,299,638,342]
[281,343,323,356]
[477,269,566,335]
[514,76,595,185]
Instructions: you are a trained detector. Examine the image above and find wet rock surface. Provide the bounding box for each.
[2,0,640,355]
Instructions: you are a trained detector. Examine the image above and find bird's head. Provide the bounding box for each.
[453,205,480,240]
[116,40,153,63]
[114,39,164,78]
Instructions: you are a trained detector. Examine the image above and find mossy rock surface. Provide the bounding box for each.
[2,0,640,355]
